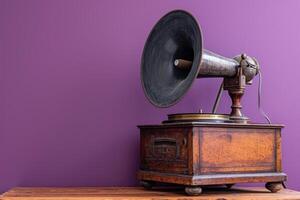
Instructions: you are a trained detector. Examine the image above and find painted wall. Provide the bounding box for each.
[1,0,300,193]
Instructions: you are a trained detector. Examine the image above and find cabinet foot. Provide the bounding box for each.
[140,181,155,189]
[265,182,283,193]
[185,186,202,196]
[226,184,234,189]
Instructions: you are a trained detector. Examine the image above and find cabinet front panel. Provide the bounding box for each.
[199,128,277,174]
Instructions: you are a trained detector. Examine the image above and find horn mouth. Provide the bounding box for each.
[141,10,202,107]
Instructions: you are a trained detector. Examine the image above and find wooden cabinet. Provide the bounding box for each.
[138,123,287,195]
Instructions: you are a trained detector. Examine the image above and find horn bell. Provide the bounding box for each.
[141,10,202,107]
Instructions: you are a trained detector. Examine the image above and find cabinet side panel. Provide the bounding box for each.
[140,127,190,174]
[275,128,282,172]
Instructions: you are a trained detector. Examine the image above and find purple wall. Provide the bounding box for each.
[1,0,300,193]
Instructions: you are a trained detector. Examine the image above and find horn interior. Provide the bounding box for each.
[141,10,202,107]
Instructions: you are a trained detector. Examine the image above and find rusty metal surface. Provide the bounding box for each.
[174,50,239,78]
[198,50,238,77]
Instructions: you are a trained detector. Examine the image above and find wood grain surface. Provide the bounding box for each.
[1,187,300,200]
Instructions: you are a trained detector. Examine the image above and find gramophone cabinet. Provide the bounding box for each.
[137,122,286,194]
[137,9,287,195]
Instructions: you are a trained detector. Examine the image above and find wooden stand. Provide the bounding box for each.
[2,187,300,200]
[138,122,287,195]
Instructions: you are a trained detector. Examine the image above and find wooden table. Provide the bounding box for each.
[1,187,300,200]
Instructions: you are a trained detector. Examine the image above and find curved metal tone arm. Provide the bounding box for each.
[257,70,271,123]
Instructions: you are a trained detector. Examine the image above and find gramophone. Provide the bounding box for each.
[137,10,286,195]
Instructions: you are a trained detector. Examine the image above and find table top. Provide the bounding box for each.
[1,187,300,200]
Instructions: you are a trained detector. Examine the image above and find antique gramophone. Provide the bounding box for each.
[137,10,286,195]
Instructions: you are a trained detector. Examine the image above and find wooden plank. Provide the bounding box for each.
[1,187,300,200]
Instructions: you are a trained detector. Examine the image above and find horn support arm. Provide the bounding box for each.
[174,52,259,123]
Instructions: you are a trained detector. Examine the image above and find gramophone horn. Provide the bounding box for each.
[141,10,202,107]
[141,10,241,107]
